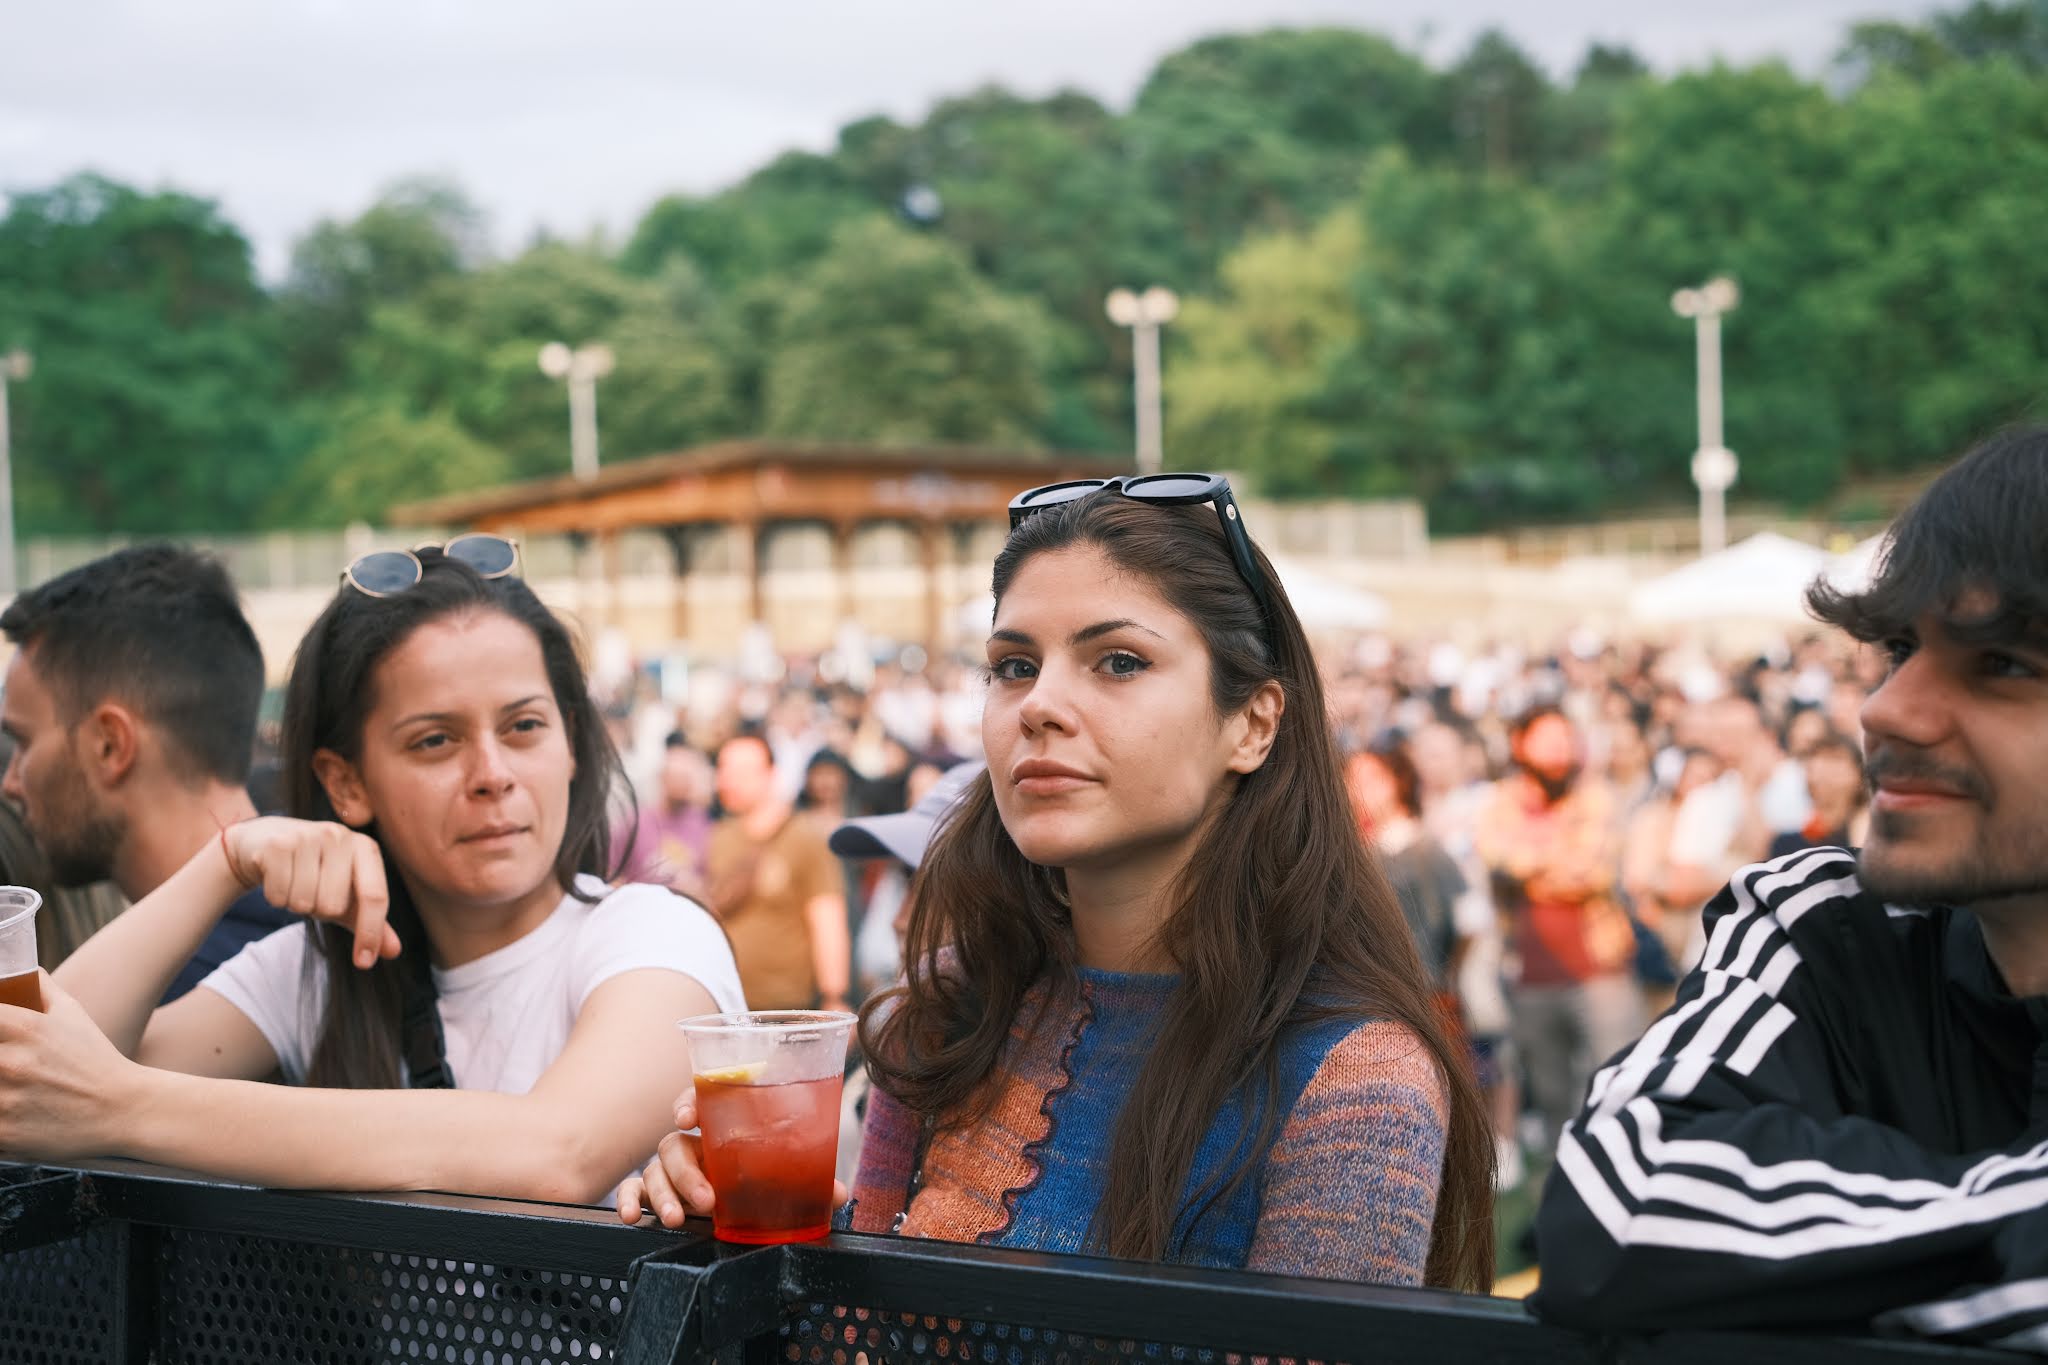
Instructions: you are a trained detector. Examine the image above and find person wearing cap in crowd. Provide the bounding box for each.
[823,759,986,1188]
[829,760,987,998]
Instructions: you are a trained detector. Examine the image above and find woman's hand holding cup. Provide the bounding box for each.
[616,1086,852,1230]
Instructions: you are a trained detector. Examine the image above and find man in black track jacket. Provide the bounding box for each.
[1535,426,2048,1354]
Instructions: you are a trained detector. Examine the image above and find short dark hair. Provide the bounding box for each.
[0,544,263,784]
[1809,426,2048,648]
[1509,702,1570,741]
[1806,730,1864,770]
[719,730,773,766]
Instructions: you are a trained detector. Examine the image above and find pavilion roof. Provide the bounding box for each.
[388,440,1130,534]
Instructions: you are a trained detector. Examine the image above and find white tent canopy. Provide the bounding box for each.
[1268,556,1390,631]
[1823,534,1888,597]
[1628,532,1833,625]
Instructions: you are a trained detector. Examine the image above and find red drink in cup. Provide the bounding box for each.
[678,1010,854,1245]
[694,1071,843,1242]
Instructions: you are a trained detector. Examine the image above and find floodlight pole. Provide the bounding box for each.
[1106,287,1180,475]
[539,342,617,482]
[1671,277,1740,556]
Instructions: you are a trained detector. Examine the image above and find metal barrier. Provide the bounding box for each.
[0,1160,2004,1364]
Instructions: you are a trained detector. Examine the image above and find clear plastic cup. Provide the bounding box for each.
[0,887,41,1011]
[677,1010,855,1244]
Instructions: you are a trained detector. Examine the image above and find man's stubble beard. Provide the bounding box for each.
[1856,805,2048,908]
[37,769,127,889]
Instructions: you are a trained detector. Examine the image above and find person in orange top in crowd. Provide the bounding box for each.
[1476,704,1640,1156]
[705,734,851,1013]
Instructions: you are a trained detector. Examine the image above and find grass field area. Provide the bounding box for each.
[1492,1154,1548,1300]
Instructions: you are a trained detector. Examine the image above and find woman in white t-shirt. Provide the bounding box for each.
[0,540,743,1202]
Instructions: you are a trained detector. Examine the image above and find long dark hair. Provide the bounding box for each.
[279,552,630,1089]
[860,493,1494,1291]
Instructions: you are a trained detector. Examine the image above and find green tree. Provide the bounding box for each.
[873,87,1174,451]
[1934,0,2048,66]
[1164,211,1365,494]
[1571,65,1859,506]
[1824,59,2048,466]
[0,174,291,533]
[1312,152,1600,520]
[1544,43,1653,189]
[622,152,877,290]
[19,8,2048,539]
[1837,20,1959,84]
[272,402,512,526]
[1443,30,1555,175]
[279,178,485,388]
[1125,29,1445,277]
[760,219,1054,445]
[1838,1,2048,84]
[275,242,737,519]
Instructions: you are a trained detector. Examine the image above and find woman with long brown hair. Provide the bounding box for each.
[623,477,1493,1289]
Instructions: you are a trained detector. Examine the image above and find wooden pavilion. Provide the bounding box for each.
[389,440,1129,648]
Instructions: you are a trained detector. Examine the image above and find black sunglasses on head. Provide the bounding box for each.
[1007,472,1275,634]
[342,534,522,598]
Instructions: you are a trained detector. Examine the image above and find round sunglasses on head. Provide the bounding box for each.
[342,534,522,598]
[1007,473,1274,621]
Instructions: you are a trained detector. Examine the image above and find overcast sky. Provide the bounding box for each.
[3,0,1938,279]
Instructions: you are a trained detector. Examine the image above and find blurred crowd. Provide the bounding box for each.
[1328,631,1879,1193]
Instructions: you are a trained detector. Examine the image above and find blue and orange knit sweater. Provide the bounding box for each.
[849,968,1447,1284]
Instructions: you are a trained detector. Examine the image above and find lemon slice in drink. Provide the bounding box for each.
[696,1063,768,1085]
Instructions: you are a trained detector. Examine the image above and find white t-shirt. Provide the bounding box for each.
[1759,755,1815,835]
[201,875,744,1091]
[1668,772,1747,872]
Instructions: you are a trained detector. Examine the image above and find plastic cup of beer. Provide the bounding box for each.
[677,1009,855,1244]
[0,887,41,1011]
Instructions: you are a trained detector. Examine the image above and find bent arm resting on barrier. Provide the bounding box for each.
[0,966,718,1205]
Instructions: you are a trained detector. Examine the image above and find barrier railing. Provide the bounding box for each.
[0,1160,2004,1364]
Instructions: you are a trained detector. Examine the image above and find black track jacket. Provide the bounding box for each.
[1534,845,2048,1354]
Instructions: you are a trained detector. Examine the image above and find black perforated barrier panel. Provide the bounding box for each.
[157,1229,629,1364]
[780,1304,1250,1365]
[0,1224,124,1365]
[0,1163,2021,1365]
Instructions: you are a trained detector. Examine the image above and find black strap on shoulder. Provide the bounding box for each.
[399,947,455,1089]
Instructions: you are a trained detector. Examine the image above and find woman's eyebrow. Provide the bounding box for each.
[391,695,548,730]
[1070,619,1166,645]
[391,710,459,732]
[990,620,1169,649]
